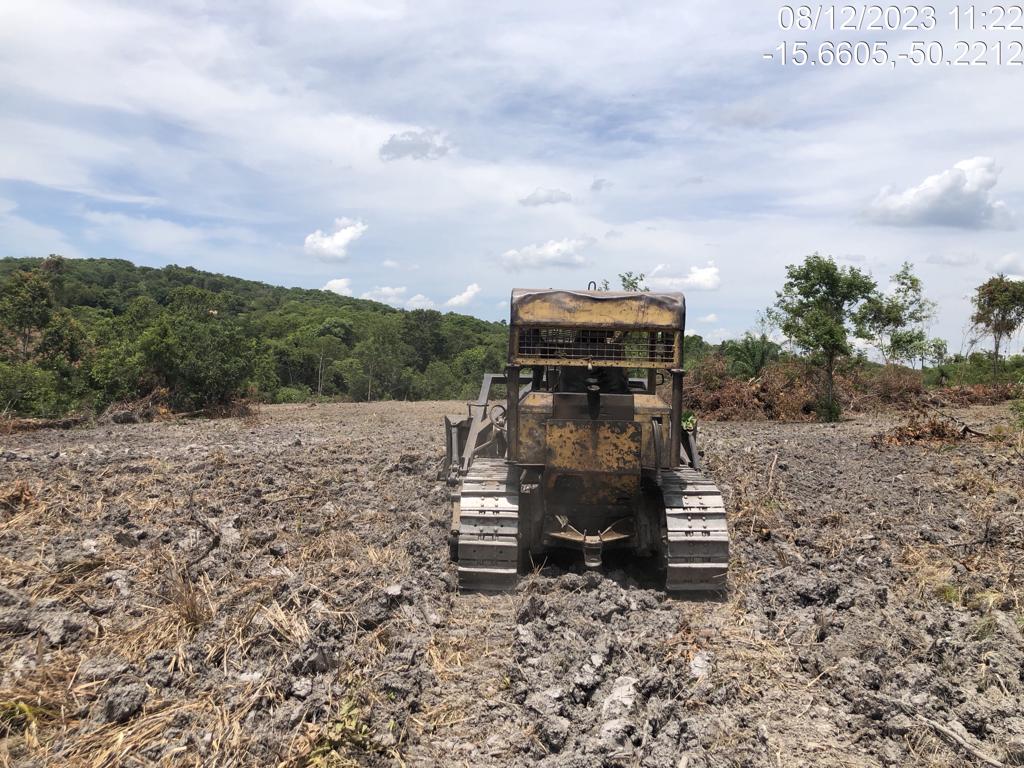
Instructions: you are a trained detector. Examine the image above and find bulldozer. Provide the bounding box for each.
[442,288,729,594]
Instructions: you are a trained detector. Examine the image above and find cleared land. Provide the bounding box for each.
[1,402,1022,767]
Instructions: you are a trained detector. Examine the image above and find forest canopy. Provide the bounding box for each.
[0,256,508,416]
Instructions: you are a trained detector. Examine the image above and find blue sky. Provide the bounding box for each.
[1,0,1022,352]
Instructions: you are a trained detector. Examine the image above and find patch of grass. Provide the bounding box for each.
[967,589,1013,613]
[0,699,53,736]
[163,562,213,630]
[304,699,375,768]
[934,583,962,606]
[970,615,998,641]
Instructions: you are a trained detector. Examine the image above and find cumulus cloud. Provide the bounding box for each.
[445,283,480,307]
[379,129,452,161]
[990,252,1024,279]
[500,238,590,270]
[927,252,976,267]
[361,285,406,305]
[518,187,572,206]
[698,313,718,323]
[322,277,353,296]
[868,157,1014,229]
[304,217,367,260]
[649,261,721,291]
[406,293,436,309]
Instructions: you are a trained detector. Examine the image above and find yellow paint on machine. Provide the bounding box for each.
[544,420,641,474]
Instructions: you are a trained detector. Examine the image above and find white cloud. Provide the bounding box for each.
[519,187,572,206]
[360,285,406,305]
[381,259,399,268]
[990,252,1024,279]
[698,313,718,323]
[445,282,480,307]
[322,277,353,296]
[649,261,720,291]
[927,252,977,267]
[304,218,368,260]
[591,178,609,192]
[649,262,669,276]
[82,210,261,256]
[359,286,437,309]
[700,327,733,344]
[406,293,436,309]
[379,129,452,161]
[0,199,81,258]
[867,157,1014,229]
[500,238,590,270]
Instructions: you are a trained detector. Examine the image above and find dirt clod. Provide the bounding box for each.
[101,682,148,723]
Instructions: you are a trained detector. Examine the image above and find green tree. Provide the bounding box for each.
[342,315,417,401]
[597,272,648,292]
[618,271,647,292]
[971,274,1024,374]
[854,262,935,366]
[769,253,876,421]
[138,312,252,410]
[0,269,54,360]
[682,333,710,369]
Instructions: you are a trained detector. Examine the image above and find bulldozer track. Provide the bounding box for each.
[455,458,520,592]
[660,467,730,592]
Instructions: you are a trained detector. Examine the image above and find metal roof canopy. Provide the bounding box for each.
[510,289,686,331]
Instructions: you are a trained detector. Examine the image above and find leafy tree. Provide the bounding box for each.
[0,270,54,360]
[854,262,935,366]
[38,311,85,366]
[598,272,648,292]
[618,271,647,292]
[682,333,710,369]
[401,309,446,371]
[971,274,1024,373]
[138,312,252,410]
[769,253,876,421]
[0,362,64,417]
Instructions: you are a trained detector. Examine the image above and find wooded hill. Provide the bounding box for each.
[0,256,508,416]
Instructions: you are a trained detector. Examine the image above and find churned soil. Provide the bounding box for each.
[1,402,1022,767]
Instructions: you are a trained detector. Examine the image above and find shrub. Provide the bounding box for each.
[0,361,65,417]
[138,315,252,410]
[273,386,311,404]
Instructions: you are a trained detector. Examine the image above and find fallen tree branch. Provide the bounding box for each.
[921,402,989,437]
[915,714,1003,767]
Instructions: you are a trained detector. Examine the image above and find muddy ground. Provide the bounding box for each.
[1,402,1022,767]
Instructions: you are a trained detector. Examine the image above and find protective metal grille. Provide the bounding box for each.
[516,327,675,365]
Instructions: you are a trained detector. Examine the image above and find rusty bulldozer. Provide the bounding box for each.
[443,288,729,594]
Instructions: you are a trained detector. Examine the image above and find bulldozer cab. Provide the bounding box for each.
[505,288,688,470]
